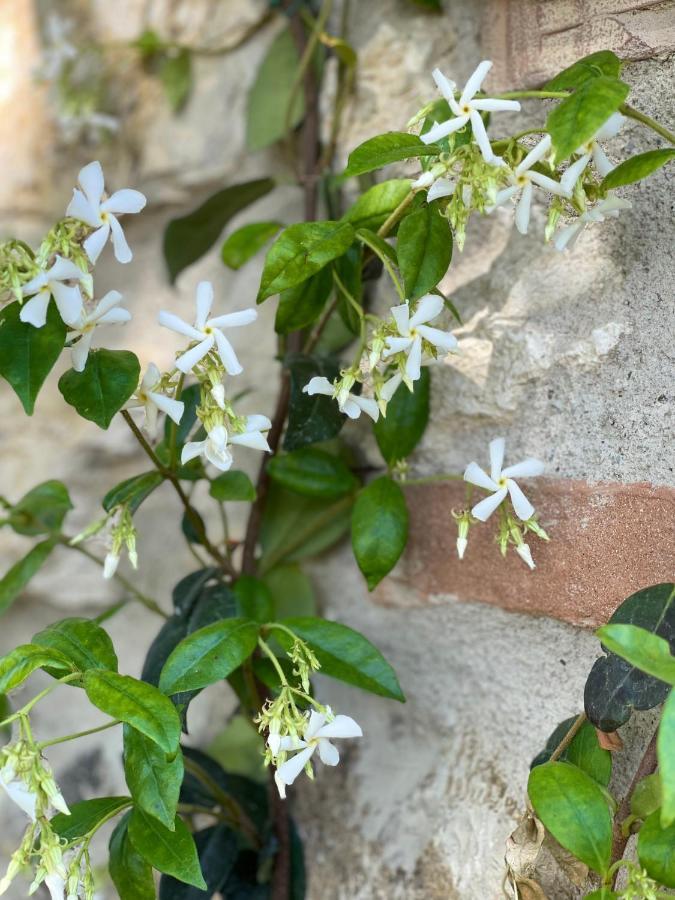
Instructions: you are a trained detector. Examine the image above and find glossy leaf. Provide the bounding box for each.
[277,616,405,701]
[221,221,282,270]
[159,825,238,899]
[283,354,344,450]
[631,773,662,820]
[531,717,611,787]
[544,51,622,91]
[165,383,200,448]
[659,690,675,827]
[602,148,675,191]
[547,76,629,164]
[351,476,408,590]
[9,481,72,535]
[103,471,164,514]
[374,368,430,464]
[33,617,119,675]
[128,808,207,890]
[109,812,156,900]
[209,470,256,502]
[0,300,66,415]
[275,267,333,334]
[334,245,363,335]
[267,448,358,499]
[398,201,452,301]
[0,643,73,694]
[343,132,441,177]
[163,179,275,283]
[160,48,192,112]
[0,539,56,616]
[638,809,675,888]
[52,796,131,843]
[528,761,612,874]
[58,349,140,429]
[233,576,274,623]
[123,725,183,829]
[263,563,316,618]
[596,624,675,685]
[247,28,303,151]
[343,179,411,232]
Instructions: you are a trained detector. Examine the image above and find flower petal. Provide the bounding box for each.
[404,335,422,382]
[595,111,625,142]
[463,462,498,492]
[409,292,443,328]
[515,134,551,175]
[471,486,508,521]
[214,329,243,376]
[514,181,533,235]
[108,214,132,263]
[507,479,535,520]
[302,376,333,396]
[560,154,590,194]
[245,414,272,432]
[208,309,258,329]
[66,188,100,227]
[341,398,361,419]
[194,281,214,330]
[552,222,583,252]
[83,224,110,264]
[352,396,379,422]
[380,372,402,402]
[421,115,469,145]
[205,441,233,472]
[157,311,205,342]
[50,282,83,326]
[48,255,85,282]
[148,392,184,424]
[427,177,456,202]
[175,336,214,373]
[383,336,414,358]
[318,739,340,766]
[390,302,410,336]
[102,188,146,215]
[304,710,327,740]
[501,458,544,479]
[230,430,270,452]
[71,332,94,373]
[0,776,37,821]
[492,184,521,208]
[431,67,457,105]
[468,109,495,165]
[529,171,569,198]
[471,98,521,112]
[592,144,615,178]
[489,437,505,483]
[275,746,316,788]
[416,324,457,352]
[77,160,104,206]
[460,60,492,105]
[181,440,206,464]
[315,715,363,739]
[19,294,50,328]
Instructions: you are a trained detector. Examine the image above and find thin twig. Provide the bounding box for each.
[549,712,587,762]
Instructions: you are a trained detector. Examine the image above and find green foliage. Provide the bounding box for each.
[0,301,66,415]
[51,796,131,842]
[547,76,629,164]
[283,354,344,450]
[267,447,358,499]
[374,368,430,465]
[33,617,119,676]
[638,809,675,888]
[631,773,662,821]
[109,812,156,900]
[397,202,452,300]
[128,808,207,890]
[343,132,441,177]
[0,539,56,616]
[0,644,73,694]
[596,624,675,685]
[351,477,408,590]
[263,564,316,618]
[159,825,238,899]
[209,470,256,502]
[103,472,164,514]
[8,481,72,535]
[531,717,612,787]
[123,725,183,830]
[233,576,274,623]
[334,245,363,335]
[58,349,140,429]
[159,49,192,112]
[247,27,304,151]
[221,221,282,270]
[544,51,623,91]
[658,691,675,827]
[275,267,333,334]
[343,179,411,232]
[601,149,675,190]
[163,179,275,283]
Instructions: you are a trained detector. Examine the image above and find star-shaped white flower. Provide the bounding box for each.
[273,709,362,799]
[559,112,625,194]
[491,135,570,234]
[303,376,380,422]
[0,762,37,821]
[382,294,458,383]
[411,170,457,202]
[66,290,131,372]
[125,363,185,435]
[158,281,257,376]
[552,196,632,252]
[421,62,520,165]
[464,437,544,521]
[66,160,146,264]
[182,417,271,472]
[20,256,88,328]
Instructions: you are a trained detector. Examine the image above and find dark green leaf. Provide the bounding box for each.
[275,267,333,334]
[181,508,207,545]
[0,539,56,616]
[165,383,200,448]
[602,148,675,191]
[343,179,411,232]
[631,773,661,820]
[596,624,675,685]
[0,301,66,414]
[284,354,344,451]
[233,576,274,623]
[9,481,72,535]
[343,132,441,177]
[124,725,183,829]
[0,695,10,741]
[528,761,612,874]
[267,448,358,499]
[334,245,363,335]
[257,221,355,302]
[52,796,131,842]
[128,808,207,890]
[159,825,238,899]
[408,0,442,8]
[374,368,430,464]
[547,77,630,163]
[262,564,316,618]
[110,812,156,900]
[209,470,256,502]
[160,48,192,112]
[638,809,675,888]
[351,476,408,590]
[531,717,612,787]
[58,349,140,429]
[398,201,452,300]
[0,643,73,694]
[33,617,119,675]
[164,179,275,283]
[544,51,623,91]
[84,670,181,754]
[247,28,303,151]
[222,221,282,270]
[659,690,675,827]
[103,471,164,514]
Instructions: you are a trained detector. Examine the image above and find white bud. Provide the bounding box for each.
[102,551,119,580]
[456,536,467,560]
[515,543,536,570]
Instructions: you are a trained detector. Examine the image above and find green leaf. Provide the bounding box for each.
[52,796,131,843]
[263,564,316,618]
[638,808,675,888]
[159,825,238,899]
[103,471,164,514]
[408,0,442,8]
[334,245,363,335]
[58,349,140,429]
[33,617,119,675]
[397,201,452,300]
[267,448,358,499]
[0,643,73,694]
[110,812,156,900]
[284,354,344,451]
[343,179,412,232]
[531,717,612,787]
[659,691,675,827]
[601,148,675,191]
[0,300,66,415]
[528,761,613,874]
[544,51,623,91]
[257,221,355,302]
[159,48,192,112]
[351,476,408,590]
[0,539,56,616]
[374,368,430,464]
[8,481,72,535]
[129,808,207,889]
[233,576,274,623]
[275,267,333,334]
[209,470,256,502]
[343,132,441,178]
[165,383,200,448]
[547,76,630,164]
[159,618,259,695]
[596,624,675,685]
[277,616,405,701]
[163,179,275,283]
[631,773,662,820]
[221,221,282,270]
[123,725,183,830]
[247,27,303,151]
[583,891,618,900]
[84,670,181,754]
[207,714,266,783]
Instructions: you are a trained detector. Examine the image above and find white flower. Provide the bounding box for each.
[66,161,146,264]
[490,135,570,235]
[158,281,257,376]
[125,363,185,435]
[273,709,362,798]
[456,536,468,560]
[421,61,521,165]
[382,294,458,383]
[464,437,544,522]
[559,112,625,194]
[182,417,271,472]
[0,762,37,821]
[515,543,536,570]
[552,196,632,252]
[103,551,120,580]
[20,256,87,328]
[412,170,457,202]
[302,377,379,422]
[66,291,131,372]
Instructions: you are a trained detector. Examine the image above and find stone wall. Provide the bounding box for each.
[1,1,674,898]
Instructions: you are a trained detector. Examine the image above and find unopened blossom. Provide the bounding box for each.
[412,169,456,202]
[20,256,87,328]
[0,760,38,821]
[273,709,362,799]
[30,828,68,900]
[102,506,138,581]
[382,294,458,383]
[182,417,271,472]
[125,363,184,435]
[158,281,257,376]
[490,135,570,234]
[421,62,520,165]
[67,291,131,372]
[560,112,625,194]
[515,542,536,570]
[303,376,379,422]
[66,160,146,264]
[552,196,632,252]
[464,437,544,522]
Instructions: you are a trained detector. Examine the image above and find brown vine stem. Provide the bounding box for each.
[549,711,587,762]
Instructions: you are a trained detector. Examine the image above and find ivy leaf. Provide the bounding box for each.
[247,27,303,151]
[58,349,140,429]
[109,812,156,900]
[547,76,630,164]
[33,617,119,677]
[123,725,183,830]
[374,368,430,465]
[398,202,452,300]
[601,149,675,191]
[283,354,344,450]
[0,300,66,415]
[159,48,192,112]
[274,267,333,334]
[351,476,408,590]
[221,221,282,270]
[257,221,355,302]
[209,471,256,502]
[52,796,131,843]
[342,179,411,232]
[0,644,73,694]
[658,691,675,828]
[277,617,405,701]
[527,761,613,875]
[8,481,72,536]
[163,179,275,283]
[159,825,238,899]
[343,132,441,178]
[0,539,56,616]
[638,809,675,888]
[103,471,164,515]
[544,51,623,91]
[128,808,207,890]
[267,448,358,500]
[596,624,675,686]
[233,576,274,624]
[531,717,612,787]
